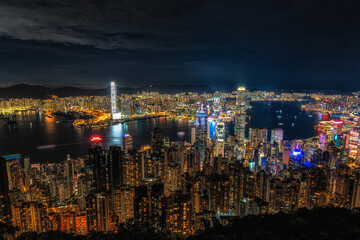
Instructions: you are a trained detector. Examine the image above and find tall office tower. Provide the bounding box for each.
[319,133,327,151]
[123,133,133,152]
[282,142,292,167]
[87,137,108,193]
[216,121,225,139]
[349,128,360,161]
[151,127,164,153]
[195,105,208,168]
[110,82,121,120]
[108,146,122,193]
[164,163,182,197]
[122,150,141,187]
[249,128,268,148]
[24,157,31,170]
[333,119,343,136]
[215,138,225,158]
[191,126,196,145]
[215,122,225,157]
[289,147,304,169]
[235,86,247,144]
[271,128,283,144]
[207,119,217,140]
[214,96,221,115]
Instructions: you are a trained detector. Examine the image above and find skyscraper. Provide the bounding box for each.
[333,119,343,136]
[349,128,360,162]
[235,86,247,144]
[213,96,221,116]
[111,82,121,120]
[249,128,268,148]
[271,128,283,144]
[151,127,164,153]
[123,134,133,152]
[215,122,225,157]
[195,105,208,168]
[319,133,327,151]
[191,126,196,145]
[289,147,304,169]
[87,137,107,193]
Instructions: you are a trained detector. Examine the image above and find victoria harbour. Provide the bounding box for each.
[0,101,319,163]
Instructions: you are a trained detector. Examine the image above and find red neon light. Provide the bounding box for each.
[332,120,343,125]
[91,136,102,142]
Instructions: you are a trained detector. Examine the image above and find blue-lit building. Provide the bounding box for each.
[289,149,304,169]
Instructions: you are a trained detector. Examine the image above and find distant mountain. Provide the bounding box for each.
[0,84,214,99]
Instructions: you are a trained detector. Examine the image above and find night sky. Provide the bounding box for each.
[1,0,360,90]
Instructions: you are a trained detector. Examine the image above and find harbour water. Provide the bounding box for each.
[0,101,320,162]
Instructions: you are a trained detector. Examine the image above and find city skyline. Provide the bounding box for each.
[1,85,360,239]
[2,1,360,239]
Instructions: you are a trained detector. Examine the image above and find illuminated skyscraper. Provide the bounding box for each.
[349,128,360,161]
[87,137,107,193]
[110,82,121,120]
[151,127,164,154]
[215,122,225,157]
[289,145,304,169]
[333,120,344,147]
[271,128,283,144]
[282,142,292,167]
[319,133,326,151]
[195,105,208,168]
[191,126,196,145]
[123,134,133,152]
[214,96,220,115]
[249,128,268,148]
[235,86,247,144]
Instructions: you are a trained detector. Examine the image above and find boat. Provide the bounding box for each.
[278,123,284,126]
[308,114,313,117]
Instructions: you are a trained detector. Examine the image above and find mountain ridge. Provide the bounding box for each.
[0,84,214,99]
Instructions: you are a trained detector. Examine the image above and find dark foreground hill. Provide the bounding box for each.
[6,208,360,240]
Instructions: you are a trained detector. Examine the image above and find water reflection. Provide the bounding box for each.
[0,101,319,163]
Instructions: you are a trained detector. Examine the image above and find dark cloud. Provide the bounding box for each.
[0,0,360,89]
[0,0,358,51]
[0,0,209,50]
